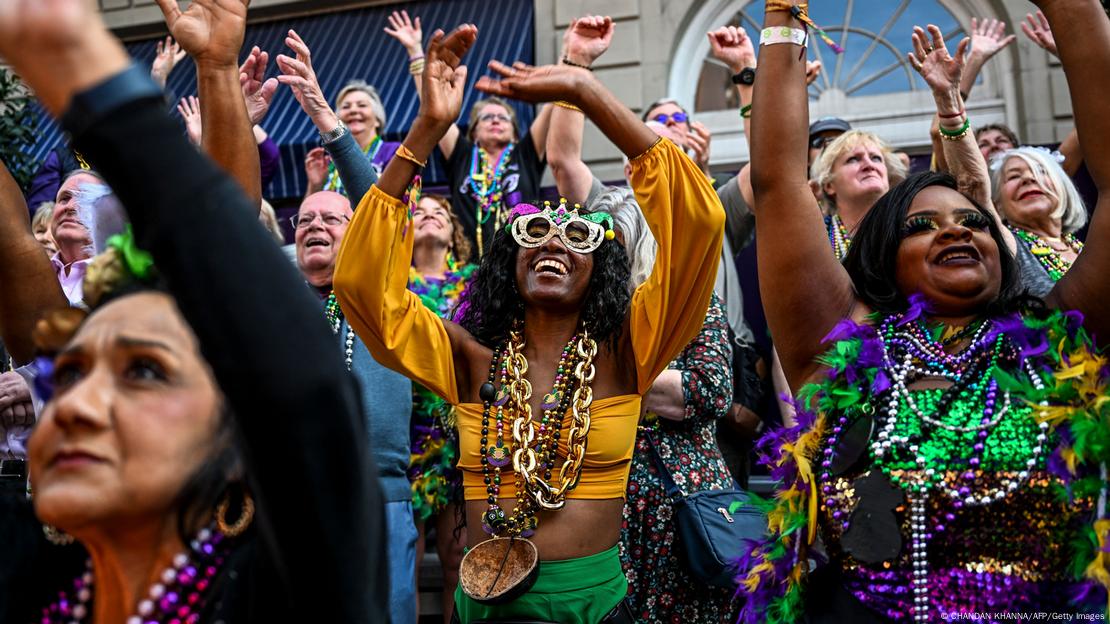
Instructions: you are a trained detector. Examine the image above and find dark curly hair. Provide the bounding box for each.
[842,171,1030,316]
[456,223,632,352]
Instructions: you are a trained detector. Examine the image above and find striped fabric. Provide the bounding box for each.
[24,0,535,200]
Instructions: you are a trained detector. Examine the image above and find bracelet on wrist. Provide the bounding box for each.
[939,117,971,141]
[764,2,844,54]
[553,100,583,112]
[408,58,426,76]
[318,119,348,144]
[396,143,427,168]
[938,108,965,119]
[561,57,592,70]
[740,104,752,119]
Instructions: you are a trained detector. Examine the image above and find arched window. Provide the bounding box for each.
[670,0,1015,166]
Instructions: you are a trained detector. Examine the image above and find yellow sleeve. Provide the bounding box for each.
[627,139,725,395]
[333,185,460,405]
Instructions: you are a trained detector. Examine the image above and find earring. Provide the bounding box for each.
[43,524,75,546]
[216,488,255,538]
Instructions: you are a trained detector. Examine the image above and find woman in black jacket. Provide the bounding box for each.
[0,0,389,621]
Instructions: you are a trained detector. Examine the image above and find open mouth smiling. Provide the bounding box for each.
[533,258,568,276]
[934,244,981,266]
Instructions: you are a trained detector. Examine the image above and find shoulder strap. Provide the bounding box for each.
[644,428,685,501]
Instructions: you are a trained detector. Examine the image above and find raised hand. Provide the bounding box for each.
[0,0,130,114]
[154,0,248,68]
[562,15,614,68]
[178,95,203,145]
[475,61,591,107]
[1021,10,1057,58]
[240,45,278,125]
[707,25,756,73]
[420,26,478,129]
[384,10,424,58]
[151,35,188,88]
[0,372,34,430]
[688,121,712,173]
[805,60,823,86]
[909,24,969,99]
[276,30,338,132]
[304,147,330,193]
[967,17,1016,63]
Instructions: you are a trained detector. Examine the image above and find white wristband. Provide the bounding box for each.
[760,26,808,47]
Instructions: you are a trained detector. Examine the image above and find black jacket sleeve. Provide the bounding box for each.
[63,83,388,621]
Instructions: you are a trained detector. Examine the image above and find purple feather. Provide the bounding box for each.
[897,293,930,327]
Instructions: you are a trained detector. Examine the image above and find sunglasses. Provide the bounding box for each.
[652,111,689,125]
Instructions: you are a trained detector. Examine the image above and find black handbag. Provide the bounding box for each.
[645,430,767,588]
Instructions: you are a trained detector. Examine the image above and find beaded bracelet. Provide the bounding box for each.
[409,58,426,76]
[553,100,583,112]
[396,144,427,168]
[939,117,971,141]
[740,103,752,119]
[561,57,591,70]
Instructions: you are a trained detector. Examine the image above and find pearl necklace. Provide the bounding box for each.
[325,291,354,371]
[41,526,227,624]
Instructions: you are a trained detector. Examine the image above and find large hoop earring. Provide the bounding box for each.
[43,524,75,546]
[216,488,254,538]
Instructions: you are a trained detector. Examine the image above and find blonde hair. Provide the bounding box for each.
[810,130,907,209]
[335,80,387,131]
[33,202,54,235]
[991,147,1088,234]
[258,199,285,245]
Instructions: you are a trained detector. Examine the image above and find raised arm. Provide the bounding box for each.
[957,18,1015,100]
[275,30,378,201]
[912,25,1016,255]
[156,0,261,209]
[477,61,724,392]
[385,11,462,159]
[749,4,855,389]
[1037,0,1110,347]
[547,15,614,204]
[334,27,479,404]
[0,160,67,364]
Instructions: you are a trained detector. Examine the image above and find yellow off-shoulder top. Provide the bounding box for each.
[334,138,724,500]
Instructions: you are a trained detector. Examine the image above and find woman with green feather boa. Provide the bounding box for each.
[406,191,476,623]
[739,1,1110,622]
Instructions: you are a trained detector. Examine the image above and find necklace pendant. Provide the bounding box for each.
[540,391,561,410]
[487,442,512,468]
[494,385,511,407]
[481,505,507,535]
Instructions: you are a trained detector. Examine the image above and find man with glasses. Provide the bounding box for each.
[292,190,419,624]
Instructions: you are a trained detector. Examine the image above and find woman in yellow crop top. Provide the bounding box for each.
[333,26,724,624]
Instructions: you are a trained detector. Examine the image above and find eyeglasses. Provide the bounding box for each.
[290,212,350,230]
[652,111,689,125]
[478,113,512,124]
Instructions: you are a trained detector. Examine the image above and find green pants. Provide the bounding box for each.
[454,544,628,623]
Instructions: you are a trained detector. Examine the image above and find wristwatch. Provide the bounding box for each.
[731,67,756,86]
[318,119,348,144]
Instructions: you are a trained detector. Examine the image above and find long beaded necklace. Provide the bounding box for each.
[477,327,596,537]
[324,135,383,196]
[817,313,1050,623]
[468,143,515,255]
[1009,225,1083,281]
[40,525,230,624]
[325,291,355,371]
[827,213,852,260]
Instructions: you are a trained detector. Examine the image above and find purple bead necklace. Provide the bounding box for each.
[40,525,228,624]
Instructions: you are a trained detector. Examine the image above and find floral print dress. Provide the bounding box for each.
[620,293,739,622]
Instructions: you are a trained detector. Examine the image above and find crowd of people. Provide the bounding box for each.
[0,0,1109,622]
